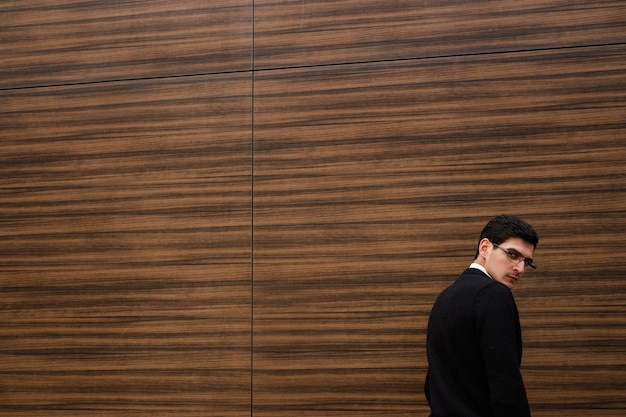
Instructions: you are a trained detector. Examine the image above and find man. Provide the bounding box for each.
[425,214,538,417]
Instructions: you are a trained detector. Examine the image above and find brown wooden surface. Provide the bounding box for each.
[254,0,626,69]
[1,1,626,416]
[0,0,252,88]
[253,45,626,416]
[0,74,252,416]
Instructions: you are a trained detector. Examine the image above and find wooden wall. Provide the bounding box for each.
[1,1,625,416]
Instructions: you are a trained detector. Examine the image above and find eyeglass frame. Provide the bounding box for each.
[492,242,537,270]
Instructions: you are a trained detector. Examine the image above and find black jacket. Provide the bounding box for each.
[425,268,531,417]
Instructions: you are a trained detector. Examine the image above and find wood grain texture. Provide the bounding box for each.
[252,45,626,416]
[2,1,625,416]
[0,0,252,89]
[254,0,626,69]
[0,74,252,416]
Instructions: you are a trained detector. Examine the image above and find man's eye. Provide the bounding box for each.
[507,252,522,261]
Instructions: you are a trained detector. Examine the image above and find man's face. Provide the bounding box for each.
[484,237,535,289]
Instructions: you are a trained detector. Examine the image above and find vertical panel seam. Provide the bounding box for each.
[250,1,255,416]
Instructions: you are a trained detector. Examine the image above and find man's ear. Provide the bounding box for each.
[477,238,492,260]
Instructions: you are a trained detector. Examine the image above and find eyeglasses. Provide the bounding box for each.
[492,242,537,270]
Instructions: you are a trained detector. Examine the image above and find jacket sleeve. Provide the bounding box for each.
[475,283,532,417]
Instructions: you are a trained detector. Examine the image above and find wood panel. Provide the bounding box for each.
[0,74,252,416]
[0,0,252,89]
[252,44,626,416]
[254,0,626,69]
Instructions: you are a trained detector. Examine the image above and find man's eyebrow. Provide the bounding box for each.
[507,248,523,255]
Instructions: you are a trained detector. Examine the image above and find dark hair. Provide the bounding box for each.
[474,214,539,258]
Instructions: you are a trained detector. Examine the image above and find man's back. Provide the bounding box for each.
[425,268,530,417]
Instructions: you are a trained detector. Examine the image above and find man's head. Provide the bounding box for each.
[473,214,539,289]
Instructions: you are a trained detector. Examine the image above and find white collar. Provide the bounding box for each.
[470,262,492,279]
